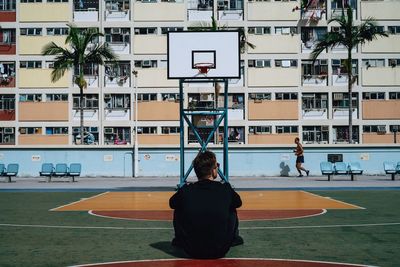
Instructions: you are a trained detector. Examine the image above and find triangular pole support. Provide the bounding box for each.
[178,79,229,187]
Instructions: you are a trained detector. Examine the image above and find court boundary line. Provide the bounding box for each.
[69,257,377,267]
[1,222,399,231]
[88,209,327,222]
[49,191,110,211]
[302,190,366,209]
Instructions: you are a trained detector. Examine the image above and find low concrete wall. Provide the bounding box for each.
[0,145,399,177]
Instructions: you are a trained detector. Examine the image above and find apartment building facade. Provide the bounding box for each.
[0,0,400,148]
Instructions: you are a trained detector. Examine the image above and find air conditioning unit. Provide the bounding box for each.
[142,60,151,68]
[200,94,212,101]
[104,128,114,134]
[4,127,14,134]
[321,126,329,131]
[333,93,343,100]
[111,28,121,34]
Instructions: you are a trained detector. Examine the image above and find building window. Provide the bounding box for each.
[162,93,179,101]
[73,0,98,10]
[248,27,271,35]
[138,93,157,101]
[19,94,42,102]
[275,27,297,35]
[20,61,42,69]
[46,94,68,101]
[105,28,130,44]
[248,93,271,100]
[332,59,358,75]
[0,0,16,10]
[389,125,400,133]
[389,59,400,67]
[362,92,385,100]
[0,95,15,110]
[161,126,179,134]
[19,127,41,135]
[137,127,157,134]
[302,126,329,144]
[249,126,271,134]
[362,59,384,68]
[388,26,400,35]
[72,126,98,145]
[248,59,271,68]
[333,126,359,143]
[0,127,15,145]
[134,27,157,35]
[276,92,298,100]
[74,63,98,76]
[302,93,328,109]
[46,127,68,135]
[47,0,69,2]
[21,0,42,2]
[302,59,328,77]
[134,60,157,68]
[0,29,16,44]
[188,93,214,109]
[20,28,42,36]
[73,94,99,109]
[301,27,327,48]
[161,27,184,34]
[46,28,69,36]
[104,94,130,109]
[275,59,297,68]
[389,92,400,100]
[104,127,130,145]
[363,125,386,134]
[332,93,357,108]
[276,126,298,134]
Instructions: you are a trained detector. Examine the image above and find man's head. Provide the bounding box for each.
[294,137,300,144]
[193,150,218,181]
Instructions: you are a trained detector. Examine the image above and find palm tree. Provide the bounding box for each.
[42,24,118,144]
[310,6,387,144]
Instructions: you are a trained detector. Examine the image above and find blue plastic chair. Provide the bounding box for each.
[54,163,68,177]
[39,163,54,182]
[348,162,363,181]
[383,161,397,180]
[68,163,81,182]
[320,161,334,181]
[334,162,348,175]
[0,164,5,176]
[4,163,19,182]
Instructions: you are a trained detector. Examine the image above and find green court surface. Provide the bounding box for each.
[0,190,400,267]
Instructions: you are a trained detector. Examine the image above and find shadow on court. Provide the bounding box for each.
[150,241,189,258]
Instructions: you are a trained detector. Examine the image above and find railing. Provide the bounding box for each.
[302,74,328,86]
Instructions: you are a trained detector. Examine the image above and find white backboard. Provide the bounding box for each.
[168,31,240,79]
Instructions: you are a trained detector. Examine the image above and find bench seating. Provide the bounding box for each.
[39,163,55,182]
[320,161,363,181]
[348,162,363,181]
[2,163,19,183]
[383,161,397,181]
[39,163,81,182]
[67,163,81,182]
[320,161,334,181]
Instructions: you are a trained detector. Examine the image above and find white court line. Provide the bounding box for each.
[49,191,110,211]
[0,222,399,231]
[70,257,376,267]
[302,190,366,209]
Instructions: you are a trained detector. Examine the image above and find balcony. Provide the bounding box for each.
[133,2,185,21]
[0,62,16,88]
[361,0,400,20]
[104,108,131,121]
[19,102,69,121]
[361,35,400,54]
[332,108,358,120]
[138,134,180,145]
[20,2,71,22]
[248,100,298,120]
[247,1,299,21]
[19,36,67,55]
[105,1,130,21]
[302,108,328,120]
[332,73,358,87]
[248,68,300,87]
[361,67,400,87]
[107,42,130,54]
[72,109,99,121]
[248,34,300,54]
[362,100,400,120]
[133,35,167,54]
[19,134,69,145]
[300,1,327,25]
[248,133,297,145]
[73,0,99,22]
[0,29,16,54]
[218,9,243,21]
[19,69,70,88]
[302,74,328,86]
[138,101,179,121]
[136,68,178,88]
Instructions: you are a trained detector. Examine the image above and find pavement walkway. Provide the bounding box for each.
[1,175,400,191]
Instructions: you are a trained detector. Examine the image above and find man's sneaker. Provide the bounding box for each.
[231,235,244,247]
[306,170,310,176]
[297,174,303,177]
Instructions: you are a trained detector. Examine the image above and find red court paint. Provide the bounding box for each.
[74,258,370,267]
[90,209,325,221]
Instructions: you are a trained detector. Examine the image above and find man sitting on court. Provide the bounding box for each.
[169,150,243,259]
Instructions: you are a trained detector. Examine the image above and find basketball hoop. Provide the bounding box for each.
[194,63,214,75]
